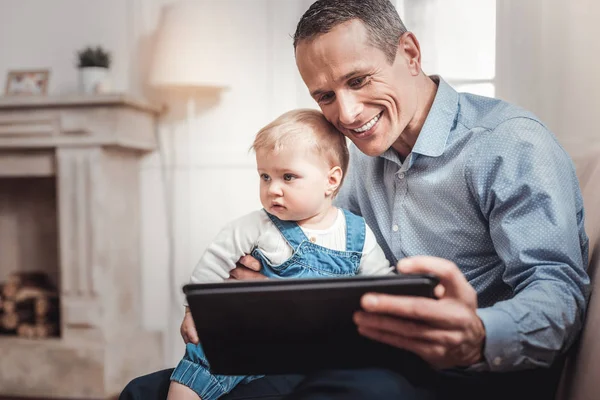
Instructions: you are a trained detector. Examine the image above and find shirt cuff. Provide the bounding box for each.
[476,307,521,371]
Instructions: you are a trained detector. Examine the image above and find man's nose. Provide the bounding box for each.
[337,92,362,126]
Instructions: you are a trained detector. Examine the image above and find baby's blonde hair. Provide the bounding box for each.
[251,109,349,195]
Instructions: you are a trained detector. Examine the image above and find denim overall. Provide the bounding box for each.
[171,208,366,400]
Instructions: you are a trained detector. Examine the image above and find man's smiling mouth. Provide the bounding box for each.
[351,111,383,135]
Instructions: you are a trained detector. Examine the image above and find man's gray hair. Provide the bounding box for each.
[293,0,408,64]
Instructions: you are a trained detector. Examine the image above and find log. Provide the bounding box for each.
[17,323,36,339]
[34,295,59,319]
[34,322,58,338]
[15,287,56,303]
[3,299,16,314]
[1,313,18,332]
[2,282,18,299]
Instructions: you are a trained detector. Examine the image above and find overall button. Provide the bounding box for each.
[397,173,405,179]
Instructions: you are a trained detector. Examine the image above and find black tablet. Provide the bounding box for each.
[183,274,438,375]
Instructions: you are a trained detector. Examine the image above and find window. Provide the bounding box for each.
[397,0,496,97]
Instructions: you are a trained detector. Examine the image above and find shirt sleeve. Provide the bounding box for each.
[357,223,395,276]
[465,117,590,371]
[189,210,269,284]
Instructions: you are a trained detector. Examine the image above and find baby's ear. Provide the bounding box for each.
[326,166,343,196]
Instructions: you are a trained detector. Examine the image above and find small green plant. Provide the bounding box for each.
[77,46,111,68]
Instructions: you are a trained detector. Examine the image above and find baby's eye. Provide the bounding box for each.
[260,173,271,181]
[283,174,296,181]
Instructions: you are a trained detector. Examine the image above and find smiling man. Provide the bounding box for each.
[120,1,589,399]
[295,16,433,160]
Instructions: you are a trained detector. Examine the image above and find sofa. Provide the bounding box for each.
[556,145,600,400]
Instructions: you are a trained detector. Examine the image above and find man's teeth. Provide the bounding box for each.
[353,113,380,133]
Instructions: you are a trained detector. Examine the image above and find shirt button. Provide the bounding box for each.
[309,236,317,243]
[493,357,502,366]
[397,173,405,179]
[392,224,399,232]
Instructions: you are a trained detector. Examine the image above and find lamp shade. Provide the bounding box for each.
[150,0,233,90]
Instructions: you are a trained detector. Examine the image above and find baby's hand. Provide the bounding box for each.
[180,307,199,344]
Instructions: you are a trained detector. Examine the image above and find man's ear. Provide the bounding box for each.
[397,31,422,76]
[326,166,343,197]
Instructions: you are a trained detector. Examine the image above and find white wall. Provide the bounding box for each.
[0,0,133,94]
[496,0,600,155]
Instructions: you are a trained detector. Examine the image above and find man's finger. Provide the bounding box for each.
[229,266,267,281]
[358,326,449,368]
[397,256,475,305]
[354,311,463,345]
[187,328,199,344]
[360,293,472,329]
[239,255,262,272]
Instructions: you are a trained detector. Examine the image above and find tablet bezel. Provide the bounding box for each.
[184,273,439,375]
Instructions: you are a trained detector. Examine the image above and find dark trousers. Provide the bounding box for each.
[119,362,563,400]
[119,369,303,400]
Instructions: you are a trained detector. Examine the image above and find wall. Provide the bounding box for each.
[0,0,132,94]
[496,0,600,155]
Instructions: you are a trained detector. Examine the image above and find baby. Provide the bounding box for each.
[168,109,393,400]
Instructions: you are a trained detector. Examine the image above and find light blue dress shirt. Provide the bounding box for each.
[336,76,590,372]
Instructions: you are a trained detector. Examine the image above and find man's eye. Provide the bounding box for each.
[349,76,367,88]
[260,173,270,181]
[283,174,295,181]
[318,93,335,104]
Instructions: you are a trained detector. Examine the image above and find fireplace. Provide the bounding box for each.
[0,95,163,399]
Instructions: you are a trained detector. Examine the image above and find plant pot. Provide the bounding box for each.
[78,67,110,94]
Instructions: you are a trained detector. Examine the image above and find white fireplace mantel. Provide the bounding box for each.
[0,94,164,399]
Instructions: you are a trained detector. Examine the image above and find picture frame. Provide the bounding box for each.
[4,69,50,96]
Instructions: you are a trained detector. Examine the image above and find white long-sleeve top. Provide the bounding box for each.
[190,208,394,284]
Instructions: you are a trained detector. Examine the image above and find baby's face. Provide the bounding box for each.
[256,144,332,222]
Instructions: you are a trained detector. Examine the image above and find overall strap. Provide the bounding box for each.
[342,208,366,253]
[264,210,308,249]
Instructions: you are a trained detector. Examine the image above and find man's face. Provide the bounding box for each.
[296,20,420,157]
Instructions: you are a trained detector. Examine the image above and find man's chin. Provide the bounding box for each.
[353,142,387,157]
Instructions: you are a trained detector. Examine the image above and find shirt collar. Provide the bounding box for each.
[411,76,459,158]
[379,76,459,167]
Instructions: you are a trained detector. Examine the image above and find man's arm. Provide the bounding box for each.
[229,254,266,280]
[354,118,589,371]
[464,118,589,371]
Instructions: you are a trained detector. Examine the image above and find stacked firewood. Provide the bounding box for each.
[0,271,59,338]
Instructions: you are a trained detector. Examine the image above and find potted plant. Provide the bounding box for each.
[76,46,111,94]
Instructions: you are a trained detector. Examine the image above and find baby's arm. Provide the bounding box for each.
[190,210,269,283]
[357,225,395,275]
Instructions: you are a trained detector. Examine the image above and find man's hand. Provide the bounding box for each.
[353,256,486,369]
[228,254,266,281]
[180,307,199,344]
